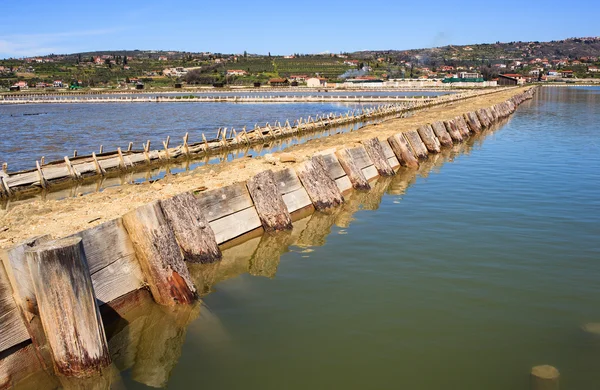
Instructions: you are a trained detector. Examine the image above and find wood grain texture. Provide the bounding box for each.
[122,201,197,306]
[317,153,346,180]
[161,192,222,263]
[417,125,441,153]
[463,112,482,133]
[0,262,30,353]
[25,237,111,377]
[335,148,370,190]
[246,170,293,231]
[282,187,312,213]
[335,176,353,194]
[273,167,303,195]
[91,256,145,305]
[346,146,373,169]
[195,182,253,222]
[362,165,379,181]
[431,121,454,147]
[295,156,344,211]
[443,120,464,143]
[361,138,395,176]
[387,133,419,169]
[404,130,429,159]
[209,206,263,244]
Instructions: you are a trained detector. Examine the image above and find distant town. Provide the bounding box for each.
[1,37,599,91]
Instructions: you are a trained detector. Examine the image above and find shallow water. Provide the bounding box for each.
[13,86,600,389]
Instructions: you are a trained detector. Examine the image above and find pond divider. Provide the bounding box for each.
[0,87,536,384]
[0,88,512,200]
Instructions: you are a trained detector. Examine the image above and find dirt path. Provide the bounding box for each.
[0,87,529,248]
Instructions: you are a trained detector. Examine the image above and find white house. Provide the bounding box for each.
[306,77,327,87]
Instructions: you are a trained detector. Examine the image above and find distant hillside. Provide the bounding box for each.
[352,37,600,66]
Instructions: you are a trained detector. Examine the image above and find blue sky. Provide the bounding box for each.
[1,0,598,58]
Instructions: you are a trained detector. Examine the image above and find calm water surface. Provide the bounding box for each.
[15,87,600,389]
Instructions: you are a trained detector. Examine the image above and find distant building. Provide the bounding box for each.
[497,74,519,86]
[306,77,327,87]
[560,70,574,78]
[289,74,308,82]
[53,80,63,88]
[158,56,168,61]
[269,78,289,86]
[589,66,600,73]
[227,69,248,76]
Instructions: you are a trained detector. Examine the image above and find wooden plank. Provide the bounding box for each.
[0,344,59,390]
[196,182,253,222]
[430,121,453,147]
[387,156,400,169]
[335,148,370,190]
[335,176,352,194]
[246,170,293,231]
[161,193,222,263]
[362,165,379,181]
[273,167,303,195]
[91,256,145,305]
[361,137,395,176]
[443,120,464,143]
[417,125,441,153]
[295,156,344,211]
[387,133,419,169]
[282,187,312,213]
[317,152,346,179]
[25,237,111,377]
[75,219,136,274]
[346,146,373,169]
[122,201,197,306]
[404,130,429,159]
[209,206,263,244]
[0,263,30,353]
[379,139,396,159]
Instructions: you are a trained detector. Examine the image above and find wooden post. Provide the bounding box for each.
[530,365,559,390]
[361,138,395,176]
[91,153,105,175]
[2,162,7,173]
[143,141,151,163]
[64,156,81,180]
[202,133,209,152]
[40,156,45,166]
[122,201,197,306]
[127,142,133,152]
[162,136,171,159]
[335,148,370,190]
[247,170,293,231]
[117,148,126,169]
[183,133,190,156]
[99,145,103,154]
[404,130,429,159]
[387,134,419,169]
[295,156,344,211]
[35,161,47,189]
[430,121,453,147]
[417,125,441,153]
[25,237,111,377]
[443,120,463,143]
[160,193,222,263]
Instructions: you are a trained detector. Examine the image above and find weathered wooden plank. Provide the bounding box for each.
[122,201,197,306]
[443,120,464,143]
[209,206,263,244]
[75,219,136,274]
[315,152,346,180]
[387,133,419,169]
[335,148,370,190]
[295,156,344,211]
[362,165,379,181]
[346,146,373,169]
[247,170,293,231]
[91,256,145,305]
[0,263,30,353]
[404,130,429,159]
[361,138,395,176]
[430,121,453,147]
[25,237,111,377]
[273,167,303,195]
[0,343,59,390]
[161,192,222,263]
[335,176,353,194]
[463,112,482,133]
[196,182,253,222]
[379,139,396,159]
[417,125,441,153]
[282,187,312,213]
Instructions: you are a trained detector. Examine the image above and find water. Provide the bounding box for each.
[0,102,379,171]
[14,86,600,389]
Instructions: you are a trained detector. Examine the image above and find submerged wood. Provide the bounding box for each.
[122,201,197,306]
[246,170,293,231]
[24,237,111,377]
[361,138,395,176]
[161,192,222,263]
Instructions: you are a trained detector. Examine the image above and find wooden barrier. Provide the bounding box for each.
[417,125,442,153]
[361,138,395,176]
[0,87,538,382]
[430,121,453,147]
[335,148,371,190]
[404,129,429,159]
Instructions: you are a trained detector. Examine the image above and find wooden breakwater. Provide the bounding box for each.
[0,87,536,385]
[0,87,513,200]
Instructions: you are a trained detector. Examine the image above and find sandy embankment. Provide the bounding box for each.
[0,87,529,248]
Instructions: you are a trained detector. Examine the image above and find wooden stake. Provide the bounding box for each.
[162,136,171,159]
[117,148,126,169]
[35,161,47,189]
[183,133,190,156]
[143,140,151,163]
[25,237,111,377]
[295,156,344,211]
[122,201,197,306]
[335,149,370,190]
[202,133,209,152]
[99,145,103,154]
[92,152,105,175]
[387,134,419,169]
[361,138,395,176]
[246,170,293,231]
[40,156,45,166]
[160,193,221,263]
[64,156,81,179]
[127,142,133,152]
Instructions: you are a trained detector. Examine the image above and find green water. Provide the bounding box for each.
[17,87,600,389]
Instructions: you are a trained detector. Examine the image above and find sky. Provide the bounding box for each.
[1,0,599,58]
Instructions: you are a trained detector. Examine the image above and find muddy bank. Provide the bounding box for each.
[0,87,529,248]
